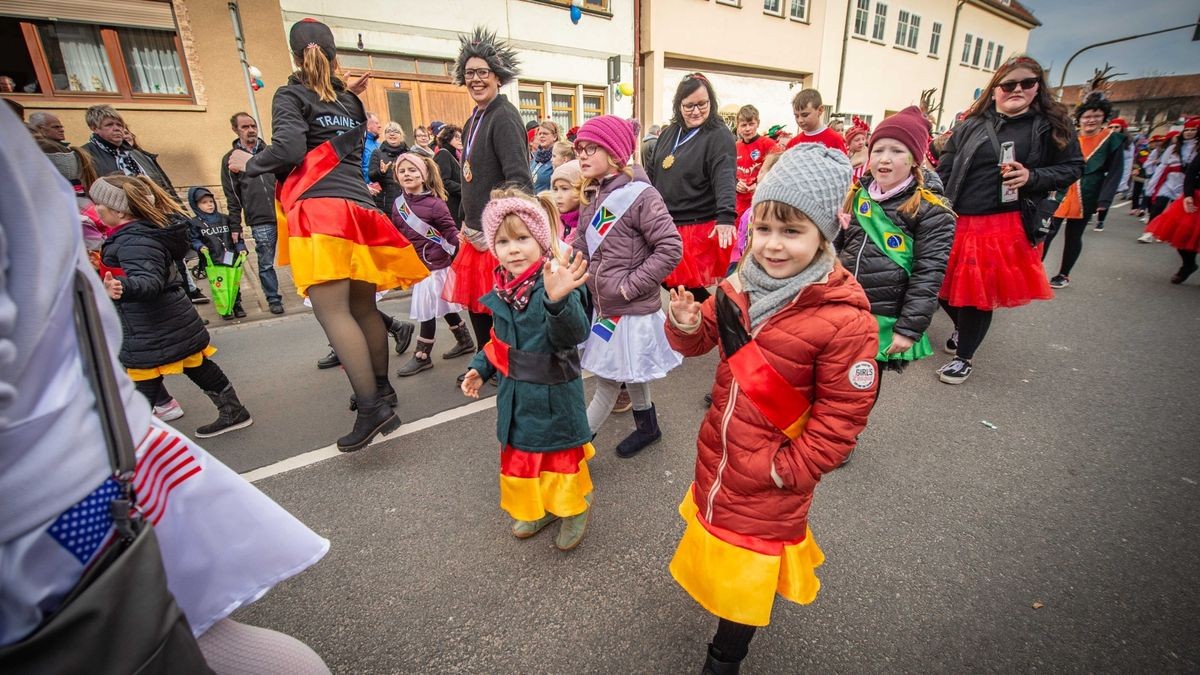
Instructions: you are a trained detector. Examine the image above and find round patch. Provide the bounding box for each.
[848,360,876,390]
[886,234,903,249]
[750,149,761,161]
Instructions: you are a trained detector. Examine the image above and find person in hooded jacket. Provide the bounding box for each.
[95,175,252,438]
[187,186,247,319]
[367,122,410,212]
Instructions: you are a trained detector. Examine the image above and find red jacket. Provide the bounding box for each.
[665,264,878,541]
[736,135,783,219]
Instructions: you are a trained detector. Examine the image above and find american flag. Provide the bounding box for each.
[134,427,202,525]
[48,477,119,565]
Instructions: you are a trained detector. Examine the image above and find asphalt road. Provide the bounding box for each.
[170,208,1198,673]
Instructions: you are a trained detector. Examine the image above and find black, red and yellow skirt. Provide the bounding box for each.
[669,484,824,627]
[499,443,594,521]
[1147,191,1200,251]
[277,197,429,297]
[664,220,733,289]
[442,243,497,314]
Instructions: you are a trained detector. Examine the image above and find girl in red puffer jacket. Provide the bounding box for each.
[666,144,878,673]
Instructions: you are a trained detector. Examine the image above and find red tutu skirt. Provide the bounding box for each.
[939,211,1053,310]
[442,242,496,314]
[1147,192,1200,251]
[664,221,733,288]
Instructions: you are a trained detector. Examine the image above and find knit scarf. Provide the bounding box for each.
[532,146,553,165]
[493,261,543,312]
[740,248,835,329]
[90,134,143,177]
[560,210,580,241]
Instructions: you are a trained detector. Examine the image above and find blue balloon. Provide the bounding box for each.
[570,5,582,24]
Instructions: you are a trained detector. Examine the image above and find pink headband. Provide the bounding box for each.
[396,153,428,184]
[482,197,553,256]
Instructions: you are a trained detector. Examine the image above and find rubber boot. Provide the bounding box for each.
[388,318,415,355]
[397,338,435,377]
[442,322,475,359]
[349,374,397,410]
[195,385,253,438]
[701,645,742,675]
[616,404,661,458]
[337,394,400,452]
[555,494,591,551]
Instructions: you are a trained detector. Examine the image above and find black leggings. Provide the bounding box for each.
[1179,248,1198,268]
[940,300,992,361]
[1148,196,1171,222]
[1130,181,1145,210]
[1042,217,1088,276]
[419,313,464,341]
[467,311,492,353]
[710,619,757,663]
[134,356,230,406]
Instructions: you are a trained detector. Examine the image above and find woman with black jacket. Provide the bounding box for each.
[94,175,252,438]
[434,124,464,228]
[367,122,409,212]
[935,55,1083,385]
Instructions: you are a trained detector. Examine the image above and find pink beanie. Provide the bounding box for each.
[482,196,553,256]
[574,115,640,166]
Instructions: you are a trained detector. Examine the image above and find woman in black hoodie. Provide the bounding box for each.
[95,175,252,438]
[367,121,409,212]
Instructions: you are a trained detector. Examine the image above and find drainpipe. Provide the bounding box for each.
[834,0,854,115]
[633,0,641,125]
[227,1,260,124]
[937,0,965,130]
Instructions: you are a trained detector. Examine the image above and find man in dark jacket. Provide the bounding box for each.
[641,124,660,167]
[221,112,283,314]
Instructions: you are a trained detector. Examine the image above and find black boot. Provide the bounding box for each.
[317,348,340,369]
[397,339,435,377]
[442,322,475,359]
[616,404,662,458]
[388,318,415,355]
[196,385,253,438]
[337,394,400,452]
[349,374,397,410]
[701,644,742,675]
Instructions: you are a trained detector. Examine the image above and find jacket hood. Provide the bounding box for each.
[110,218,192,259]
[188,187,222,222]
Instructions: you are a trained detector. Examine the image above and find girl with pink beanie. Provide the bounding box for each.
[570,115,683,458]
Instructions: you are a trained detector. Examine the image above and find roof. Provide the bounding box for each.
[972,0,1041,28]
[1059,74,1200,105]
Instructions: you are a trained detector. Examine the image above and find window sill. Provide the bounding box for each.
[11,97,205,113]
[788,15,810,24]
[763,9,784,17]
[869,38,887,45]
[927,53,940,59]
[522,0,613,19]
[851,33,871,42]
[893,44,919,54]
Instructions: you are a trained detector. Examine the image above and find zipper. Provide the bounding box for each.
[707,377,739,522]
[853,234,866,277]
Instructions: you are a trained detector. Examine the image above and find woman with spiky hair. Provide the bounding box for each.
[442,28,534,366]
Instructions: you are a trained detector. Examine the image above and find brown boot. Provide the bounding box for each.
[397,338,435,377]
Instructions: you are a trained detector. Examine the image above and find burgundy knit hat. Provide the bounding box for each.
[869,106,931,161]
[574,115,640,166]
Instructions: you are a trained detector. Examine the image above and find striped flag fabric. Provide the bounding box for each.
[133,427,201,526]
[591,316,621,341]
[591,207,616,236]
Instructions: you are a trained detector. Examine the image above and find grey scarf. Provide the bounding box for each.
[740,248,835,328]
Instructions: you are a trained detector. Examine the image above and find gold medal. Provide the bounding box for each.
[463,160,473,182]
[662,154,675,170]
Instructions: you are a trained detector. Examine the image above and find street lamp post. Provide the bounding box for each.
[1056,22,1197,99]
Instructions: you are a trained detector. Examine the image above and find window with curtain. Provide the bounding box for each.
[853,0,870,35]
[519,88,544,125]
[38,23,117,93]
[120,28,186,95]
[582,94,604,120]
[872,3,888,41]
[551,92,574,131]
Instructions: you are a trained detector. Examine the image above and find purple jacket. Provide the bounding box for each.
[390,191,459,271]
[573,167,682,317]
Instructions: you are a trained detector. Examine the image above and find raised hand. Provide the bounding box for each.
[347,71,372,95]
[669,285,701,325]
[543,251,589,303]
[461,369,483,398]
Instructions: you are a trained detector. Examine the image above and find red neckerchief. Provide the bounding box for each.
[493,261,543,312]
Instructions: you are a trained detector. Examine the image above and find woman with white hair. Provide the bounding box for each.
[368,121,410,212]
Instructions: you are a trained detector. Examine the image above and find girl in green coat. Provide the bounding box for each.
[461,188,594,551]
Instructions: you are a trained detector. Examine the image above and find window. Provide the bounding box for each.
[551,91,575,131]
[582,94,605,120]
[537,0,611,11]
[788,0,807,21]
[972,36,983,66]
[895,10,909,46]
[2,12,192,101]
[984,41,995,69]
[961,33,973,63]
[872,2,888,41]
[518,87,544,126]
[907,15,920,50]
[930,22,942,55]
[895,10,918,48]
[763,0,782,16]
[994,44,1004,67]
[519,83,605,125]
[853,0,870,35]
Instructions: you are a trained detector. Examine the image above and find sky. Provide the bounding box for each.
[1021,0,1200,85]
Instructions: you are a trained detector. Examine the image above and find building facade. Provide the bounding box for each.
[1060,74,1200,135]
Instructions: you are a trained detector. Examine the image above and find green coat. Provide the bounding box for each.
[470,276,592,452]
[1057,130,1126,219]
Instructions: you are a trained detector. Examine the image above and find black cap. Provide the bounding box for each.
[289,19,336,61]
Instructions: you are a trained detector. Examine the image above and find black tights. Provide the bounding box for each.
[468,311,492,352]
[1148,196,1170,222]
[135,357,230,406]
[419,313,464,341]
[309,279,388,399]
[940,300,993,361]
[1042,217,1088,276]
[710,619,757,663]
[1179,248,1198,269]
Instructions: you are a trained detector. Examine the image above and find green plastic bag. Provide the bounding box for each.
[202,250,245,316]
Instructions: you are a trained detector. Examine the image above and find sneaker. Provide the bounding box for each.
[1049,274,1070,289]
[188,288,210,305]
[153,398,184,422]
[938,358,973,385]
[612,387,633,413]
[269,302,284,315]
[1093,223,1105,232]
[1136,232,1156,243]
[316,349,340,369]
[944,330,959,355]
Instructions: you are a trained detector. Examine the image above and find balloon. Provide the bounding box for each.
[248,66,262,79]
[618,82,633,97]
[570,5,581,23]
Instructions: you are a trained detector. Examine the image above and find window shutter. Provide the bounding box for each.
[0,0,175,30]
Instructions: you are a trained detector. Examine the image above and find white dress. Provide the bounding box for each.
[409,267,463,322]
[579,310,682,383]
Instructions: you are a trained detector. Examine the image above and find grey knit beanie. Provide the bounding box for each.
[751,143,852,242]
[89,176,131,214]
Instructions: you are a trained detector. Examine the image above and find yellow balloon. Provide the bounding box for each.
[618,82,634,97]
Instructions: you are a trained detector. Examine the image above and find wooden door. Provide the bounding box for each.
[418,82,473,129]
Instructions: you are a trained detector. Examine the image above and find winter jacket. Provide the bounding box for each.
[82,137,180,203]
[100,219,210,369]
[389,191,458,271]
[367,141,409,213]
[646,122,738,226]
[572,167,682,317]
[433,148,463,228]
[459,95,533,231]
[469,277,592,452]
[837,171,956,340]
[937,109,1083,216]
[362,132,380,185]
[640,134,658,168]
[530,148,554,193]
[221,138,277,229]
[186,187,244,261]
[665,265,878,541]
[244,74,374,210]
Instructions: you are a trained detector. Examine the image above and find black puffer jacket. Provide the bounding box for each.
[367,141,409,212]
[838,170,956,340]
[101,219,210,369]
[433,147,463,227]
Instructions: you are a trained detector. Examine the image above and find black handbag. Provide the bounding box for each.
[0,271,213,674]
[982,120,1059,245]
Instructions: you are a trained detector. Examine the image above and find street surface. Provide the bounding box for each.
[168,208,1199,673]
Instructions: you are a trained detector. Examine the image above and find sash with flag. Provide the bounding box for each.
[393,194,456,255]
[584,182,651,256]
[590,315,621,342]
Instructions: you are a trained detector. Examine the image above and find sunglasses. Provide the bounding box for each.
[997,77,1039,93]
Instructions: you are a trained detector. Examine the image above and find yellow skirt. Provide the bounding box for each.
[499,443,595,521]
[669,484,824,627]
[126,345,217,382]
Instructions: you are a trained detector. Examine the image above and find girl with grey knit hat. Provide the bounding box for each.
[664,144,879,673]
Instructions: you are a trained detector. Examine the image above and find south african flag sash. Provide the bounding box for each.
[590,315,621,342]
[584,181,652,256]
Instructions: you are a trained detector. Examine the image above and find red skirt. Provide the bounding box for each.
[939,211,1053,310]
[664,221,733,288]
[1147,192,1200,251]
[442,242,496,314]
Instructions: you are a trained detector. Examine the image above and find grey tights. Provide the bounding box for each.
[587,377,651,433]
[307,279,388,399]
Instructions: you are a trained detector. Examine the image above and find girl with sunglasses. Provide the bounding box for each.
[934,55,1083,385]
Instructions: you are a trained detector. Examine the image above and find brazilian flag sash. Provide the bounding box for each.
[852,188,933,362]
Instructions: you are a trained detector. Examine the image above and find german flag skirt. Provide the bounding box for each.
[499,443,595,521]
[669,483,824,627]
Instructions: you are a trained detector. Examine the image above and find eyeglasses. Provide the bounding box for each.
[996,77,1039,94]
[574,143,601,158]
[682,101,710,113]
[464,68,493,81]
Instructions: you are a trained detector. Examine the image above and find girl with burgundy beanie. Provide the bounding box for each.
[572,115,683,457]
